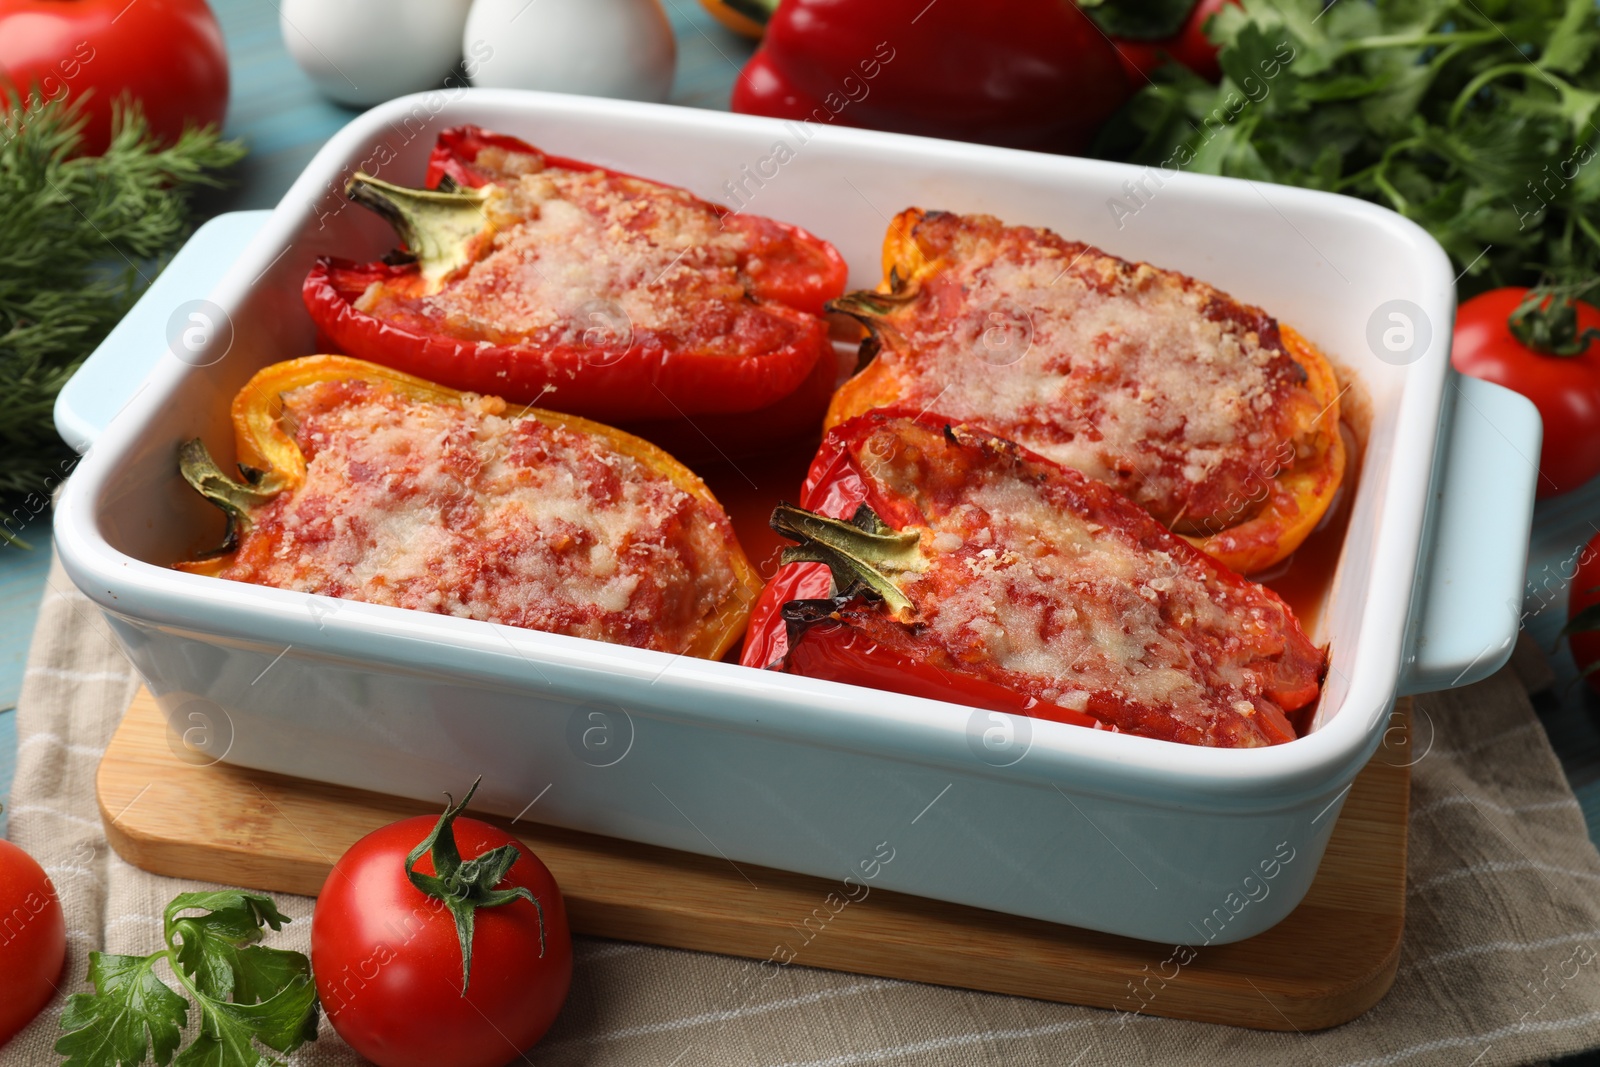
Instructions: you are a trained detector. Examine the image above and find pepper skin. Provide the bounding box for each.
[730,0,1132,155]
[781,597,1111,734]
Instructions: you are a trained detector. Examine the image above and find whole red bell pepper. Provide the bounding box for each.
[303,126,848,429]
[730,0,1132,155]
[743,410,1324,748]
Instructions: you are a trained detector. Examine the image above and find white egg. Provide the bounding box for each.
[464,0,677,103]
[280,0,476,107]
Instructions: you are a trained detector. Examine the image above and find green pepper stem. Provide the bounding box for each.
[827,288,917,371]
[345,171,493,291]
[722,0,779,20]
[771,502,924,620]
[827,288,913,323]
[177,439,282,556]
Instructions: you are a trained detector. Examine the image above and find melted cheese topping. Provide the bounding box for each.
[353,150,805,359]
[879,215,1311,527]
[423,167,748,341]
[849,419,1316,745]
[217,380,742,652]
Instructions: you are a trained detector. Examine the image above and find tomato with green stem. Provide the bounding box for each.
[1453,285,1600,499]
[311,781,572,1067]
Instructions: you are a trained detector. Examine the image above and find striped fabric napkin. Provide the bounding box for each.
[6,552,1600,1067]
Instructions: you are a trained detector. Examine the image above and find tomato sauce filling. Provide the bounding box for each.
[214,378,744,652]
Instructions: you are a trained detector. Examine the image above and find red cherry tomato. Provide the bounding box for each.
[0,837,67,1046]
[1114,0,1236,84]
[312,810,572,1067]
[0,0,229,154]
[1452,287,1600,499]
[1566,531,1600,695]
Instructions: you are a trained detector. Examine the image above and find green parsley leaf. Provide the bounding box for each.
[56,954,188,1067]
[1539,0,1599,74]
[165,892,298,1003]
[164,892,292,943]
[175,977,320,1067]
[57,892,317,1067]
[1095,0,1600,295]
[227,947,317,1011]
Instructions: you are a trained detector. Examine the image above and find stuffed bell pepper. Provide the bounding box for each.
[176,356,760,659]
[303,126,849,447]
[742,412,1324,748]
[827,209,1346,574]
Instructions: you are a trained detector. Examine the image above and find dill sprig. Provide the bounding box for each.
[0,95,245,537]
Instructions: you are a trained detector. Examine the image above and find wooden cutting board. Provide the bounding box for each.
[99,687,1410,1031]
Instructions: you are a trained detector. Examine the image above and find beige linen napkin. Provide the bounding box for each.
[6,552,1600,1067]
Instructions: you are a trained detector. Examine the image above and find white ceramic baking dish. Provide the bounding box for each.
[53,90,1539,945]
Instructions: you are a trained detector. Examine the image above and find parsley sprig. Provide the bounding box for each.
[55,891,319,1067]
[1097,0,1600,297]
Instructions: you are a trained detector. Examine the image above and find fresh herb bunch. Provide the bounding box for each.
[1095,0,1600,296]
[0,96,243,513]
[55,890,318,1067]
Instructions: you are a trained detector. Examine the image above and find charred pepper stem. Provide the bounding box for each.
[771,501,924,620]
[779,597,855,662]
[827,288,915,322]
[827,288,917,370]
[177,438,283,556]
[345,171,493,292]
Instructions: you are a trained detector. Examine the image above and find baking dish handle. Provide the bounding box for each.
[1398,373,1541,696]
[53,210,273,452]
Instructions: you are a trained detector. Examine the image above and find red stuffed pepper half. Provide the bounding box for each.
[303,126,849,429]
[742,411,1325,748]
